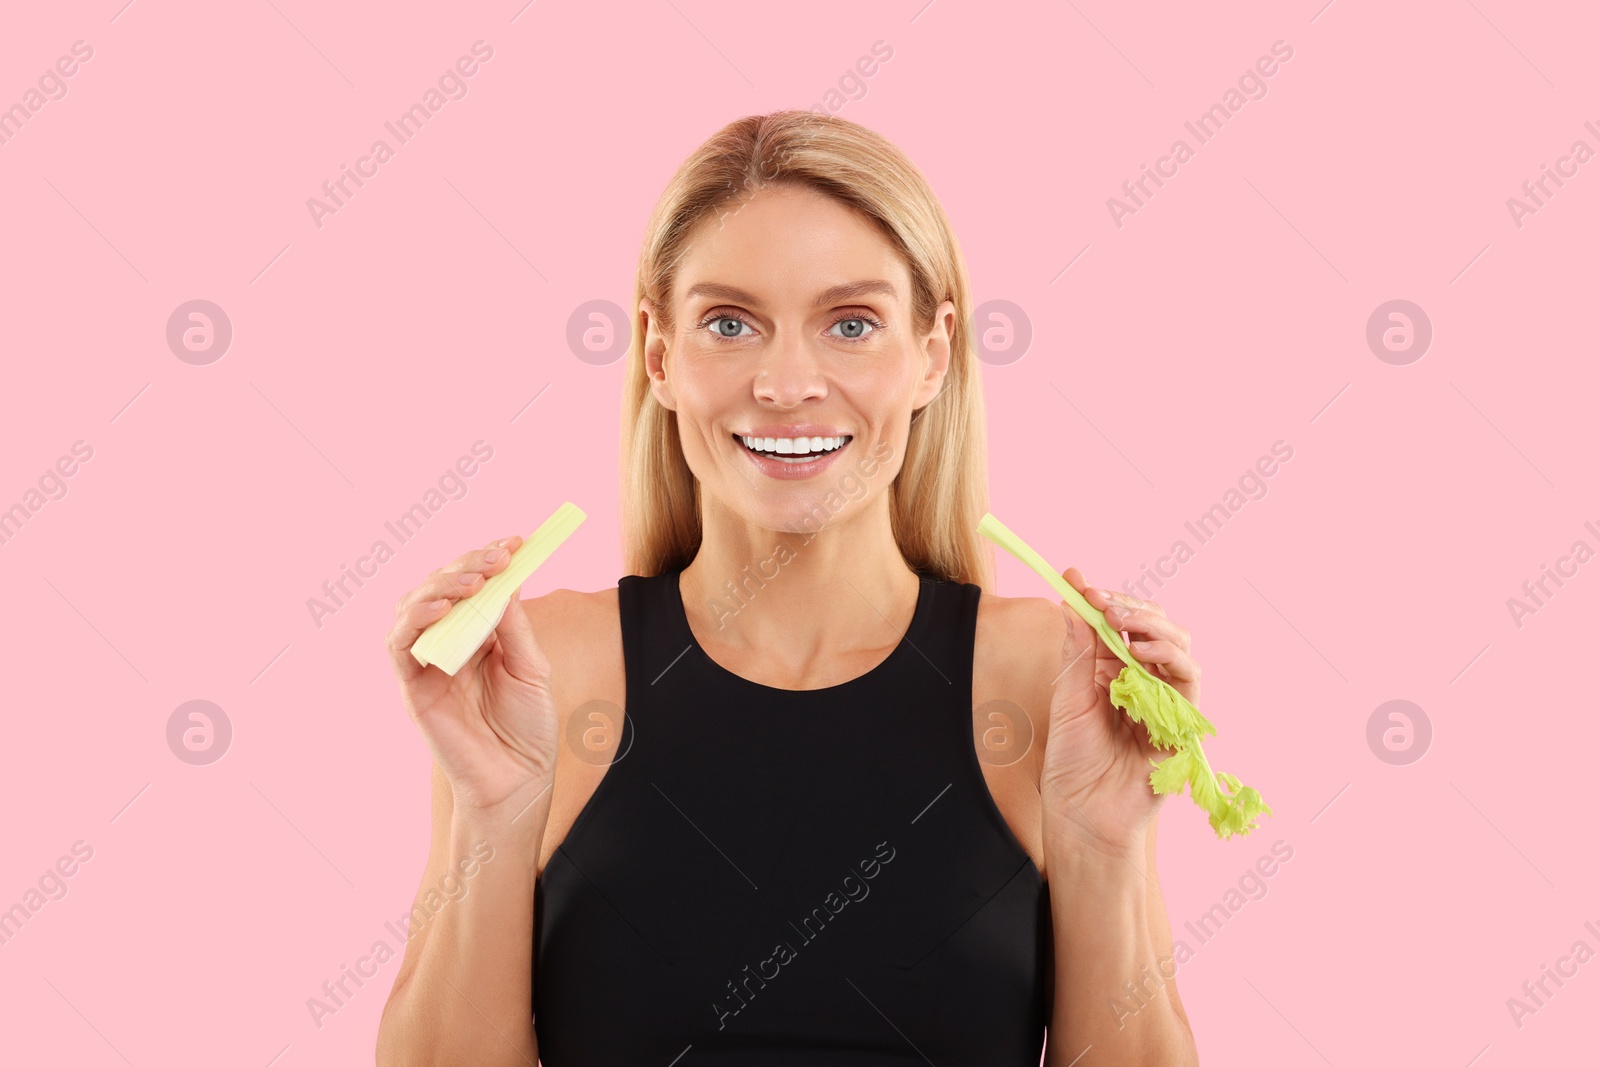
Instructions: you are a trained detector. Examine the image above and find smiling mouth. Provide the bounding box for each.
[733,433,853,462]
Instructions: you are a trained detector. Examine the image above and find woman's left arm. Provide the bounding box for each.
[1044,811,1196,1065]
[1039,571,1200,1066]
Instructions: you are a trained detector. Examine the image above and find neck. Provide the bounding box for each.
[679,493,921,667]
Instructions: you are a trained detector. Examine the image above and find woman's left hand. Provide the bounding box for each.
[1040,568,1201,860]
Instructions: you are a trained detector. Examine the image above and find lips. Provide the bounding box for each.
[733,432,852,460]
[732,432,854,478]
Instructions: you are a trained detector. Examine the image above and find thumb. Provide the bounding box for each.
[493,592,551,685]
[1055,599,1097,709]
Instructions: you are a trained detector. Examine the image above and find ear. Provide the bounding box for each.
[912,298,956,410]
[641,297,676,412]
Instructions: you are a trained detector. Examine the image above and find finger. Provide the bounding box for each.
[1096,586,1167,618]
[1102,603,1190,651]
[462,623,499,676]
[395,535,524,618]
[441,534,524,575]
[394,568,484,625]
[1077,581,1130,624]
[1061,567,1102,604]
[1126,638,1199,682]
[1063,572,1179,665]
[1072,583,1135,652]
[386,593,456,675]
[1061,568,1118,640]
[1062,566,1089,592]
[1051,600,1096,692]
[494,592,551,684]
[1053,599,1126,708]
[388,533,524,671]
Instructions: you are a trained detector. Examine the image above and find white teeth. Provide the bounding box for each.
[740,434,849,456]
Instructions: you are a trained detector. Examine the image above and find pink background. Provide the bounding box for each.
[2,0,1596,1063]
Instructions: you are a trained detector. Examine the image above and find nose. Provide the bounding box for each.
[752,330,827,407]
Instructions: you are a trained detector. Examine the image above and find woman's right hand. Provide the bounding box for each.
[386,535,559,823]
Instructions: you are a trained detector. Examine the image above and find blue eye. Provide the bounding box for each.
[697,310,886,343]
[829,316,879,340]
[706,315,751,338]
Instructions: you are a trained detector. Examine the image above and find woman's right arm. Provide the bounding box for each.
[376,762,550,1066]
[373,536,562,1067]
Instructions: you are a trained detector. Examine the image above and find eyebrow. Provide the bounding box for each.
[683,279,899,308]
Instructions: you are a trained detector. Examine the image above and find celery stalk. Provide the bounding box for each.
[411,501,586,676]
[977,512,1271,839]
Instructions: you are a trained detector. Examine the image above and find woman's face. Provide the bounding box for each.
[643,183,954,536]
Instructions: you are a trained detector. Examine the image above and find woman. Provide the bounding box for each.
[376,110,1201,1066]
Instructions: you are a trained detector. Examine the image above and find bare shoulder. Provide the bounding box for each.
[517,584,627,866]
[975,588,1069,667]
[521,585,627,684]
[520,584,621,674]
[517,585,625,759]
[970,588,1070,875]
[974,587,1069,721]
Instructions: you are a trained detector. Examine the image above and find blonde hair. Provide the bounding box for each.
[618,109,994,590]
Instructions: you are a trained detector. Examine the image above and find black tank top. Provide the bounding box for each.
[533,566,1052,1065]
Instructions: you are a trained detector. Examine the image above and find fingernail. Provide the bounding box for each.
[459,572,480,584]
[485,548,505,563]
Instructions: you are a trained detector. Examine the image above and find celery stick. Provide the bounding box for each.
[978,511,1271,839]
[411,501,586,676]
